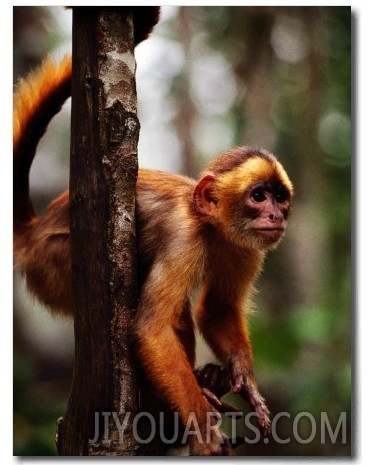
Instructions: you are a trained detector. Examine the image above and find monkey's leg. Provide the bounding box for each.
[196,285,271,438]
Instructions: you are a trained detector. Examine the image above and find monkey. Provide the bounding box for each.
[13,56,293,455]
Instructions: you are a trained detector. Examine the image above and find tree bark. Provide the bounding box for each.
[57,7,141,455]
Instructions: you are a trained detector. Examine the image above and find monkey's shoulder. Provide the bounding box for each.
[137,168,195,195]
[136,168,195,215]
[135,169,200,262]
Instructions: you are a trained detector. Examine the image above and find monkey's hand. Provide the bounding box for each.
[229,360,271,438]
[195,363,239,413]
[192,364,240,456]
[195,363,230,397]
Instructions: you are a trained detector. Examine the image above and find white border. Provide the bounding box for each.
[3,2,370,464]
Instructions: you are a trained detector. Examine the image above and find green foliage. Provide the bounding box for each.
[13,354,66,456]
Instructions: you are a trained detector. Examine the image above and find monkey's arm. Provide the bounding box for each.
[195,265,271,437]
[134,257,232,456]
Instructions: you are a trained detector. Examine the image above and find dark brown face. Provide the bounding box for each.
[245,181,292,243]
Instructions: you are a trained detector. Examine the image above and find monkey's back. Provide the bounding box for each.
[14,168,199,316]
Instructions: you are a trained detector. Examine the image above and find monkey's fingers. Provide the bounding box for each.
[231,373,245,394]
[218,401,241,414]
[201,388,222,418]
[201,388,240,415]
[228,359,249,395]
[240,386,271,437]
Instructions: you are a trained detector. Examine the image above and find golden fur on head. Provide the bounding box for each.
[216,155,294,199]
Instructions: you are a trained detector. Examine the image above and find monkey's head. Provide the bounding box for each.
[193,147,294,250]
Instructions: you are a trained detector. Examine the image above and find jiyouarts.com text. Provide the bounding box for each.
[89,410,347,446]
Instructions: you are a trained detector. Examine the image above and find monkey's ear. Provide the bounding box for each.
[193,175,218,216]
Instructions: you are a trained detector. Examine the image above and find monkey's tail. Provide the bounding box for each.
[13,56,72,231]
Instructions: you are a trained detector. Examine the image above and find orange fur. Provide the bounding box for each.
[13,57,293,455]
[13,56,72,155]
[13,56,72,229]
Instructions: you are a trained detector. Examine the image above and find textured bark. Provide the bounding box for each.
[57,7,141,455]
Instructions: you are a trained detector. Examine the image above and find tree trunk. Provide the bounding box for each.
[57,7,142,455]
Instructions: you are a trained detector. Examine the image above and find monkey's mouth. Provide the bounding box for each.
[255,228,284,241]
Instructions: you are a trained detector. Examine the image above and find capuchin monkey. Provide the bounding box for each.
[13,48,293,455]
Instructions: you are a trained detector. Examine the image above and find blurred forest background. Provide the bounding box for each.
[13,6,351,456]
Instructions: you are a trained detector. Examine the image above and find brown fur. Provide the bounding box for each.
[13,57,293,455]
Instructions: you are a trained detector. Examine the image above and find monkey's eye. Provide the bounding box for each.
[274,189,289,203]
[251,187,266,202]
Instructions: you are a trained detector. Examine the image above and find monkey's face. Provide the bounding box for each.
[241,180,291,247]
[217,185,291,251]
[195,156,293,250]
[228,163,292,250]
